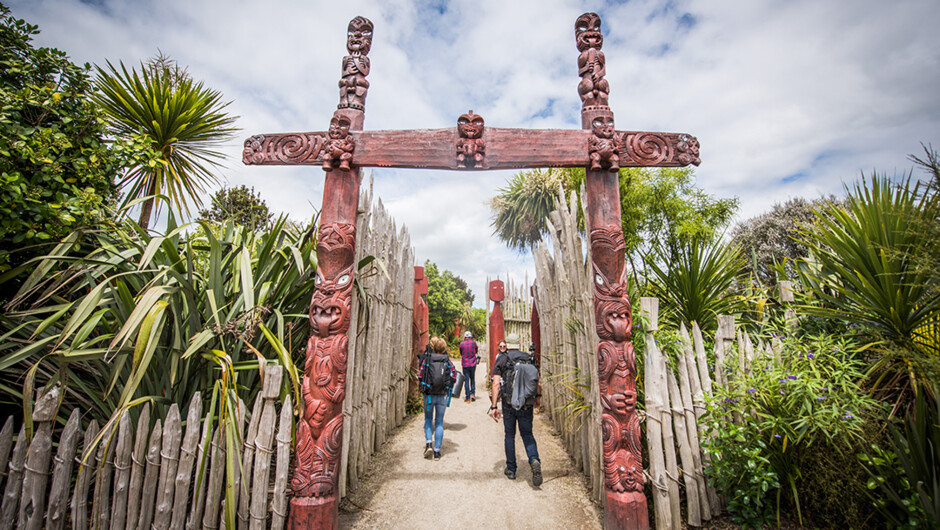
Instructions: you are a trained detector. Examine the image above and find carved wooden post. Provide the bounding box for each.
[576,13,650,530]
[289,16,373,530]
[410,266,429,397]
[530,285,542,409]
[488,279,505,370]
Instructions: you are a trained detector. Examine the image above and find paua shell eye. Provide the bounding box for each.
[337,274,350,286]
[315,274,323,286]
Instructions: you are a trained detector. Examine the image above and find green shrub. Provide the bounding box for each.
[704,330,886,526]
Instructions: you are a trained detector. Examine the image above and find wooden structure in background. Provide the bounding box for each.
[487,279,505,370]
[243,13,700,529]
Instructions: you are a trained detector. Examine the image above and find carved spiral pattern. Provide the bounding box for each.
[274,134,325,164]
[625,132,669,165]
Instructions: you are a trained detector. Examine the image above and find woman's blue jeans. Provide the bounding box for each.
[423,394,448,451]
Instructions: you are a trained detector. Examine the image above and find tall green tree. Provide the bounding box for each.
[730,196,842,284]
[0,3,120,276]
[197,185,273,231]
[93,56,238,229]
[423,260,474,339]
[490,166,737,279]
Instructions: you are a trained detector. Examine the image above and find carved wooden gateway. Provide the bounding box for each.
[244,13,700,530]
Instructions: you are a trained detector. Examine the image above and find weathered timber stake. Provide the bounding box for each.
[71,420,98,530]
[171,393,203,529]
[272,395,293,530]
[137,419,162,530]
[109,411,133,530]
[186,420,211,530]
[19,386,58,530]
[249,367,282,530]
[153,405,181,530]
[126,403,151,530]
[46,409,81,530]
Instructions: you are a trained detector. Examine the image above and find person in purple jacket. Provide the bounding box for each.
[458,331,480,402]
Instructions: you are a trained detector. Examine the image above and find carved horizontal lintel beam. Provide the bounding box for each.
[243,128,700,170]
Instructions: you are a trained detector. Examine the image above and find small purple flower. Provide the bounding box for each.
[787,375,798,380]
[816,396,826,401]
[843,413,854,420]
[774,434,781,439]
[807,353,815,359]
[724,397,733,403]
[780,390,786,394]
[779,379,787,384]
[823,387,829,391]
[748,388,757,393]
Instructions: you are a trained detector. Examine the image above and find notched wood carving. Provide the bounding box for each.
[589,114,621,172]
[242,133,327,165]
[338,16,373,110]
[322,114,356,172]
[456,110,485,168]
[576,12,609,109]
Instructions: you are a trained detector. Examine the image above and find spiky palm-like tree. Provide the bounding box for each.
[93,58,238,229]
[490,168,569,252]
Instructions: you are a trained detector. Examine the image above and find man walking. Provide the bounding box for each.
[489,335,542,486]
[458,331,479,402]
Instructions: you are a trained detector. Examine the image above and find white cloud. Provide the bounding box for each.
[9,0,940,305]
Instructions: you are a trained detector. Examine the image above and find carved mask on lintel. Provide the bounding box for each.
[575,12,603,52]
[457,111,485,139]
[591,115,615,139]
[328,115,351,139]
[347,16,374,55]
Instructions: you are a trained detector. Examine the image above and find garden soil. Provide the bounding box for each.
[337,361,603,530]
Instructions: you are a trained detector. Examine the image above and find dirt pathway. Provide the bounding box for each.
[338,363,603,530]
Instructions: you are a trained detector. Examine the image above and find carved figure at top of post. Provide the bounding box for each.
[576,12,609,108]
[589,114,621,171]
[338,16,373,110]
[321,113,355,172]
[456,110,485,168]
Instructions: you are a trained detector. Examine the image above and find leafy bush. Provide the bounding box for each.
[704,421,779,528]
[0,4,124,277]
[704,331,886,526]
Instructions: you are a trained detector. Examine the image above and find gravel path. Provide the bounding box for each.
[338,367,603,530]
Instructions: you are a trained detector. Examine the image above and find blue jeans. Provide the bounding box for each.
[424,394,448,451]
[462,365,476,397]
[502,402,539,472]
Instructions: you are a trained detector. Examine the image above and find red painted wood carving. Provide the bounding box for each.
[576,12,609,109]
[338,17,372,110]
[456,110,486,168]
[244,12,696,530]
[322,113,355,172]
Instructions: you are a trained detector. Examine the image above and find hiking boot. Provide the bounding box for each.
[433,450,441,460]
[464,398,471,403]
[530,459,543,486]
[424,443,433,459]
[470,395,476,402]
[504,468,516,480]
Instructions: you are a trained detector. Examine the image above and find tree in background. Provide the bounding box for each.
[93,54,238,230]
[730,196,842,284]
[424,260,475,339]
[0,4,121,276]
[198,185,273,231]
[490,166,737,282]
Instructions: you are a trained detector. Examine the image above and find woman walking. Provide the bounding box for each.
[418,336,457,460]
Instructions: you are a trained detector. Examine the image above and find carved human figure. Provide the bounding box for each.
[321,114,355,171]
[589,114,620,172]
[456,110,485,168]
[576,13,609,108]
[338,16,373,110]
[292,223,356,498]
[590,225,645,495]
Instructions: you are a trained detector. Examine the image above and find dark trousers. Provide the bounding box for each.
[462,365,476,397]
[502,402,539,472]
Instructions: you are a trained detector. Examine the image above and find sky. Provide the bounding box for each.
[9,0,940,308]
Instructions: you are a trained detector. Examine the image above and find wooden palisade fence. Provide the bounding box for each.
[0,178,413,529]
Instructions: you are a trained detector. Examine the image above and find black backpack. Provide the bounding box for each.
[500,350,539,407]
[420,352,452,395]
